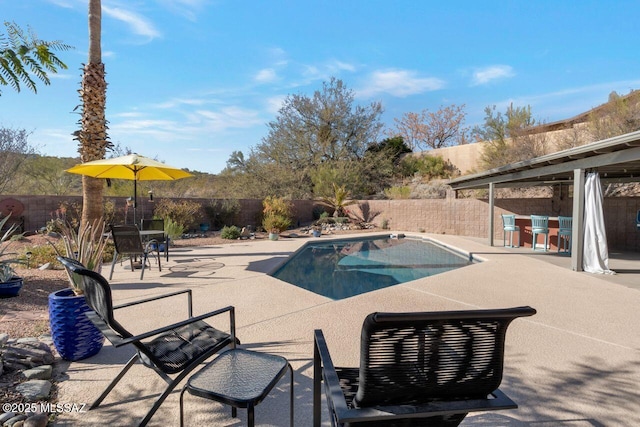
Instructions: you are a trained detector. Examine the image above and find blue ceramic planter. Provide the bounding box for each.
[48,288,104,361]
[0,277,23,298]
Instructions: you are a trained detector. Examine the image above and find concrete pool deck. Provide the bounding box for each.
[54,232,640,426]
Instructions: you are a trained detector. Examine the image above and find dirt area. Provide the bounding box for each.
[0,232,252,338]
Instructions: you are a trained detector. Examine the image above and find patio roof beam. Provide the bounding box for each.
[450,145,640,190]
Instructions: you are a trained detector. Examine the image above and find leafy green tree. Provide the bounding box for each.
[473,103,548,169]
[247,77,384,197]
[0,127,37,193]
[0,21,72,95]
[21,155,81,195]
[398,154,455,180]
[366,136,411,162]
[259,77,383,166]
[588,90,640,141]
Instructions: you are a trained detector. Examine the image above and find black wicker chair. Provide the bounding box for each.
[109,224,161,280]
[58,256,238,427]
[313,306,536,426]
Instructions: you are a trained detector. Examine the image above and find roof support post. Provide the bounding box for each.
[571,168,585,271]
[488,182,495,246]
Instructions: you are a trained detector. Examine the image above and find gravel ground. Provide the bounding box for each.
[0,232,241,339]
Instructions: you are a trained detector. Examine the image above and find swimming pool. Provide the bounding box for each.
[271,235,476,299]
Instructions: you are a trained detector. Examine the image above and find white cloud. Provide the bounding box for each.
[103,5,161,41]
[193,107,263,131]
[153,97,217,109]
[49,73,74,80]
[157,0,210,21]
[358,69,445,98]
[254,68,278,84]
[471,65,515,86]
[326,60,357,73]
[266,95,286,115]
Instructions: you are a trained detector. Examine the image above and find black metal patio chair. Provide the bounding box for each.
[313,306,536,426]
[58,256,238,427]
[109,224,161,280]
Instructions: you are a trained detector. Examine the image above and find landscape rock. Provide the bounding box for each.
[23,413,48,427]
[2,414,28,426]
[15,380,51,401]
[0,341,54,372]
[0,333,9,346]
[22,365,52,380]
[0,412,16,424]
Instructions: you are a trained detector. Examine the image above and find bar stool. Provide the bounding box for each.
[557,216,572,254]
[179,348,294,427]
[531,215,549,251]
[501,214,520,247]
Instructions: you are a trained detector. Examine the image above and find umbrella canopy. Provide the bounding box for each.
[66,153,193,223]
[66,153,193,181]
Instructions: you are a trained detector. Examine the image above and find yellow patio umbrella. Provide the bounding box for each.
[66,153,193,223]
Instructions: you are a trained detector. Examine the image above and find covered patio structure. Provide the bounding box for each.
[448,130,640,271]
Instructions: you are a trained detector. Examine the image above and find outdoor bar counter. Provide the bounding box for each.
[514,215,561,250]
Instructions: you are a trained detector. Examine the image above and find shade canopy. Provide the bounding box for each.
[66,153,193,181]
[66,153,193,224]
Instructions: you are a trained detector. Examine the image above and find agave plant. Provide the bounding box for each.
[0,214,25,282]
[49,219,109,295]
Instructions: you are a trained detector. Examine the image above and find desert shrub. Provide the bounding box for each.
[220,225,241,240]
[154,199,202,230]
[20,240,114,270]
[19,242,61,269]
[312,205,327,220]
[398,154,454,179]
[103,199,117,225]
[261,196,292,233]
[410,179,450,199]
[50,201,82,229]
[384,186,411,199]
[164,218,184,242]
[205,199,241,229]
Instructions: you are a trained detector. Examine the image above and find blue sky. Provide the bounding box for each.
[2,0,640,174]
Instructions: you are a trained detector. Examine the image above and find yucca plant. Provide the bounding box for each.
[319,183,357,217]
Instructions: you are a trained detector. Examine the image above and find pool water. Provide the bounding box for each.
[271,236,475,300]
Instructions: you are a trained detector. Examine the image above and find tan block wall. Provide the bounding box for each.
[4,195,639,250]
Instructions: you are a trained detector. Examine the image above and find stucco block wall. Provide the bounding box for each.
[3,195,639,251]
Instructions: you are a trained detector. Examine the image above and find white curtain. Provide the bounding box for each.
[583,172,615,274]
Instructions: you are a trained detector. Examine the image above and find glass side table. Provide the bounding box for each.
[179,348,294,426]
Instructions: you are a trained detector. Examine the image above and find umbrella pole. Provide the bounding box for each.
[134,178,138,226]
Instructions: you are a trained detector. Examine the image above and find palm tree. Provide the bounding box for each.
[74,0,111,227]
[0,21,71,96]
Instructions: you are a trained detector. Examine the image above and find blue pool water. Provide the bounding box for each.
[271,235,475,299]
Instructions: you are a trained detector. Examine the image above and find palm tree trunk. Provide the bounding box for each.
[78,0,109,227]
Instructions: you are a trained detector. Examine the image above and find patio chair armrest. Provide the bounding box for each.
[113,289,194,317]
[112,305,235,348]
[314,329,352,427]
